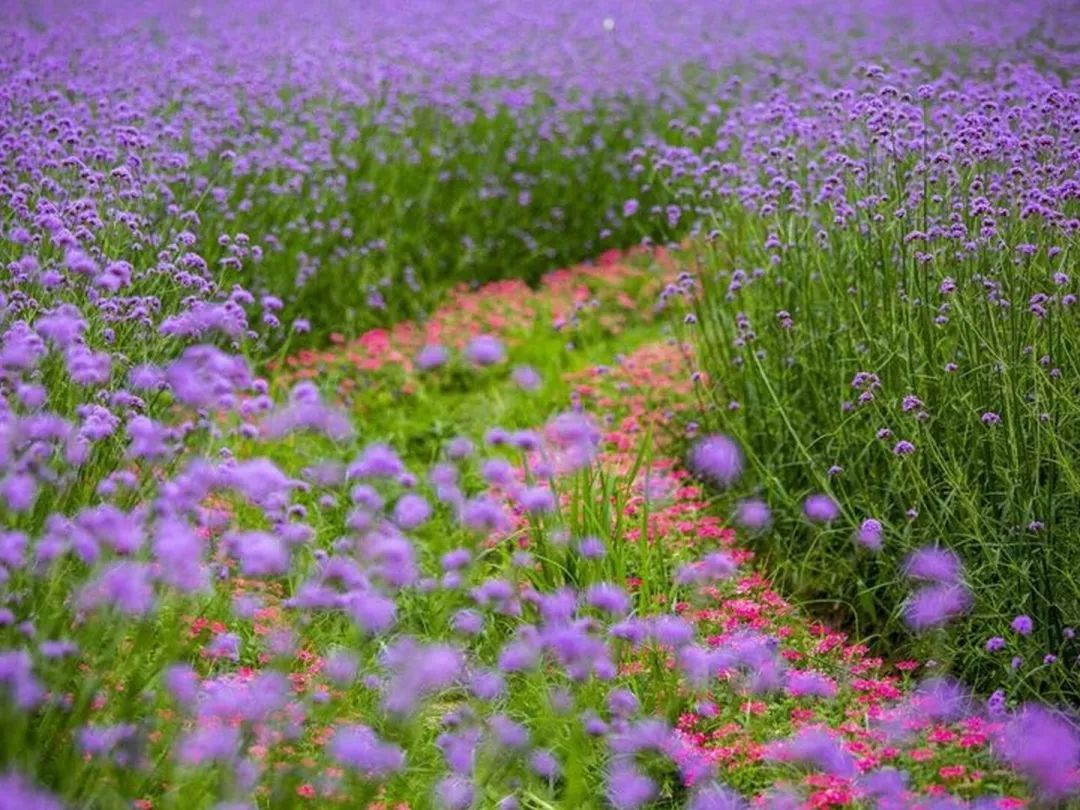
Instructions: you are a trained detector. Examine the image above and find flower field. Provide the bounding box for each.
[1,0,1078,807]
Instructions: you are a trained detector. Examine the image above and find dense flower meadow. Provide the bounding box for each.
[1,0,1079,807]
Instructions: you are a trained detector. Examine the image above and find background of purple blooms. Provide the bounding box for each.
[1,0,1079,805]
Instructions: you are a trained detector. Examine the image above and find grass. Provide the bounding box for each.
[664,150,1080,703]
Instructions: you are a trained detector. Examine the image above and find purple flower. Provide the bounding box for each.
[687,782,748,810]
[393,494,431,529]
[803,493,839,522]
[0,650,44,709]
[512,364,542,391]
[904,584,972,631]
[489,715,529,749]
[435,775,474,810]
[465,335,505,366]
[606,762,656,809]
[468,669,505,701]
[735,498,771,531]
[585,583,630,616]
[786,670,838,699]
[0,475,37,513]
[447,437,474,459]
[153,518,209,593]
[450,609,484,636]
[986,636,1006,652]
[903,547,962,584]
[177,726,240,766]
[205,632,241,661]
[518,486,555,515]
[381,639,464,715]
[460,496,509,533]
[996,705,1080,800]
[78,562,155,616]
[323,651,359,686]
[0,772,64,810]
[329,725,404,777]
[689,434,743,487]
[1011,615,1034,636]
[765,727,856,777]
[529,749,559,779]
[607,688,640,717]
[892,440,916,456]
[650,615,694,648]
[227,532,289,577]
[855,518,883,551]
[577,536,606,559]
[348,443,405,479]
[415,344,449,371]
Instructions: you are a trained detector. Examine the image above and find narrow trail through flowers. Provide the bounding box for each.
[268,248,1037,806]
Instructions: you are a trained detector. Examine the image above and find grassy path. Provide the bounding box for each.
[230,248,1034,806]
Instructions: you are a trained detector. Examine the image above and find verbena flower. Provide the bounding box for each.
[465,335,505,366]
[803,493,839,522]
[689,434,743,487]
[1011,615,1034,636]
[329,725,404,777]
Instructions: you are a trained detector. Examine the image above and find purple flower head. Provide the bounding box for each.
[607,687,640,717]
[786,670,838,699]
[519,486,555,514]
[481,457,515,487]
[436,727,482,774]
[415,344,449,371]
[892,440,916,456]
[577,536,606,559]
[855,518,884,551]
[323,651,359,686]
[468,668,505,701]
[689,434,743,487]
[381,639,464,716]
[465,335,505,366]
[393,494,431,530]
[435,775,474,810]
[904,584,972,631]
[986,636,1006,652]
[329,725,404,777]
[0,772,64,810]
[529,749,559,779]
[0,650,44,710]
[177,726,240,766]
[735,498,771,531]
[78,562,155,616]
[858,768,909,803]
[348,443,405,479]
[512,365,542,391]
[341,589,397,635]
[447,436,474,459]
[903,547,962,584]
[585,583,630,616]
[910,678,970,722]
[996,705,1080,800]
[765,727,856,777]
[460,496,509,533]
[606,762,656,809]
[650,615,694,648]
[227,531,289,577]
[489,714,529,749]
[803,493,839,522]
[1011,615,1034,636]
[451,609,484,636]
